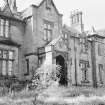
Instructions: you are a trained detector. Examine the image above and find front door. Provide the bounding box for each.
[56,55,68,86]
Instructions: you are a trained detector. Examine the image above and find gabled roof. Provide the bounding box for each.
[1,2,13,17]
[0,0,23,22]
[87,27,105,38]
[46,35,68,52]
[31,0,62,16]
[87,26,97,35]
[97,29,105,37]
[0,11,25,23]
[47,36,61,46]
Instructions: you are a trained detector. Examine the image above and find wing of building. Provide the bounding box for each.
[0,0,105,87]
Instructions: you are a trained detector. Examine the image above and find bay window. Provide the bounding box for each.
[0,49,14,76]
[0,18,10,38]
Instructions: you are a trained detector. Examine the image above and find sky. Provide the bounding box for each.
[1,0,105,31]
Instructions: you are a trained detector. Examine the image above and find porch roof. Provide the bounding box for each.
[47,36,62,46]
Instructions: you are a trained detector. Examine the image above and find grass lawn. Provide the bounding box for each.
[0,85,105,105]
[37,85,105,104]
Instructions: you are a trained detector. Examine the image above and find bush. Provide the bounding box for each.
[31,63,61,90]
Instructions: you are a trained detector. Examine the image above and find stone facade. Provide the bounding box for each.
[0,0,105,87]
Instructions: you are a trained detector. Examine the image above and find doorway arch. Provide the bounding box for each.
[56,55,68,86]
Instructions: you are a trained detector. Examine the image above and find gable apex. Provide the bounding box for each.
[2,3,13,17]
[32,0,63,16]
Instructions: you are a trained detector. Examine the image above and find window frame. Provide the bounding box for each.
[0,18,10,38]
[98,64,104,84]
[43,21,53,42]
[80,60,89,83]
[0,49,14,76]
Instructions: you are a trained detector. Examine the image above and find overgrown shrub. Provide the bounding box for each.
[31,63,61,90]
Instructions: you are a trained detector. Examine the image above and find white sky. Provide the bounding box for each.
[1,0,105,31]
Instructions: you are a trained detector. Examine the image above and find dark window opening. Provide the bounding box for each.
[99,64,103,84]
[25,59,29,75]
[43,21,53,43]
[0,49,14,76]
[80,60,89,83]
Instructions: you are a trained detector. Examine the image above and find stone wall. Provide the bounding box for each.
[22,0,63,75]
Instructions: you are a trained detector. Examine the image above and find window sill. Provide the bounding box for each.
[0,74,16,79]
[24,73,29,76]
[81,80,90,83]
[99,82,103,84]
[81,51,88,54]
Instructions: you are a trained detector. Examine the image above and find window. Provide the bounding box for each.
[5,20,9,38]
[0,49,14,76]
[64,34,68,39]
[26,59,29,75]
[80,37,85,53]
[80,38,88,53]
[39,55,45,66]
[80,60,89,82]
[77,14,79,23]
[0,18,10,38]
[63,33,68,44]
[98,44,101,56]
[98,44,105,56]
[0,19,4,37]
[43,22,53,42]
[46,0,51,9]
[99,64,103,84]
[8,51,14,75]
[81,44,88,53]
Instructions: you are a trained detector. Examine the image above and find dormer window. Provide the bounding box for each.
[46,0,51,9]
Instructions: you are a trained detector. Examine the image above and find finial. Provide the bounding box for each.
[91,26,96,33]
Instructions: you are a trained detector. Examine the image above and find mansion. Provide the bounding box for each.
[0,0,105,87]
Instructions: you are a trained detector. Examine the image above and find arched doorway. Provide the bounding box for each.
[56,55,68,86]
